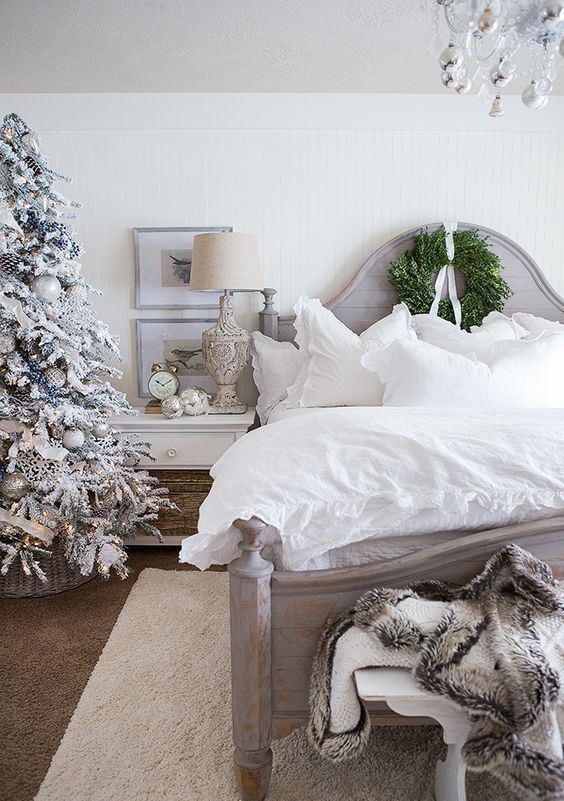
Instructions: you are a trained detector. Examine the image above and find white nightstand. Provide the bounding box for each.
[111,408,256,545]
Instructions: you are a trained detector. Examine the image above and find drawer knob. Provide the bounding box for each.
[167,448,178,458]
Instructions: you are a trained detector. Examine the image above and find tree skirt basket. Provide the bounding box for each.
[0,538,94,598]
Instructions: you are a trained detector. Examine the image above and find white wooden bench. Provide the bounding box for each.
[355,667,471,801]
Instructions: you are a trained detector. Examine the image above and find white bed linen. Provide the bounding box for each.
[179,406,564,571]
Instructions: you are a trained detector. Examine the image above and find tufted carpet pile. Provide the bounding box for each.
[35,569,516,801]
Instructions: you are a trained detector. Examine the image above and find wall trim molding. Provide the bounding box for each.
[1,92,564,133]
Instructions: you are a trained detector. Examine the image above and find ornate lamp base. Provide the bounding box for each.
[202,291,250,414]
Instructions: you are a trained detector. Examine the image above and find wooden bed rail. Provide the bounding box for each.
[272,514,564,594]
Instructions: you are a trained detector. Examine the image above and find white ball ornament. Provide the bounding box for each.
[31,274,62,303]
[62,428,85,450]
[160,396,183,419]
[92,421,110,439]
[180,387,209,416]
[522,83,549,109]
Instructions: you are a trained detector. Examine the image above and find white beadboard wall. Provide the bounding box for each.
[1,93,564,404]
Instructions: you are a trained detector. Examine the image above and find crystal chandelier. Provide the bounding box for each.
[430,1,564,116]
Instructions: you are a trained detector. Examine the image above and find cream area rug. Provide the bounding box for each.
[36,569,518,801]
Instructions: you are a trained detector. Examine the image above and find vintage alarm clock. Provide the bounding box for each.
[145,363,180,412]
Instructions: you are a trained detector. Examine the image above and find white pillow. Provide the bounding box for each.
[286,297,412,408]
[250,331,306,424]
[361,333,564,408]
[475,310,564,337]
[512,312,564,336]
[412,313,526,356]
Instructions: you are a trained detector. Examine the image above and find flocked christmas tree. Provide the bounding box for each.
[0,112,170,582]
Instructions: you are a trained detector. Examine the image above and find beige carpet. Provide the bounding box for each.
[35,569,516,801]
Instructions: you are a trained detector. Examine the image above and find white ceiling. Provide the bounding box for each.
[1,0,560,94]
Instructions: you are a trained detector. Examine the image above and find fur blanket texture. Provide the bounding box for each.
[308,545,564,800]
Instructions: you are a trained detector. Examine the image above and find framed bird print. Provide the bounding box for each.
[136,318,216,398]
[133,226,232,309]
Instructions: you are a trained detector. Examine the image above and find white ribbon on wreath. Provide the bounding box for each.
[429,221,462,328]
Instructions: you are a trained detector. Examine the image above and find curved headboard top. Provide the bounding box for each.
[260,222,564,342]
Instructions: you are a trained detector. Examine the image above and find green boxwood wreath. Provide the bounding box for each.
[389,227,512,331]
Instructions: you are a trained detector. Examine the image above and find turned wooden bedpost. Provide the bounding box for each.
[259,288,279,340]
[229,517,274,801]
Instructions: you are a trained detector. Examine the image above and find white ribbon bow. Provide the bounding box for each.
[429,221,461,327]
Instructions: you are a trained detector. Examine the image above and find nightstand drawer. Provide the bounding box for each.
[138,432,236,468]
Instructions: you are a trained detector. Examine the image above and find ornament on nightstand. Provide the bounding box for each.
[180,387,209,417]
[91,421,110,439]
[62,428,85,450]
[160,396,183,419]
[0,333,15,354]
[45,366,66,387]
[1,471,31,501]
[31,274,62,303]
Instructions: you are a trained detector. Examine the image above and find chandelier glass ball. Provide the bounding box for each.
[431,1,564,115]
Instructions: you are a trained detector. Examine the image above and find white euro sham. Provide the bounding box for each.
[362,332,564,408]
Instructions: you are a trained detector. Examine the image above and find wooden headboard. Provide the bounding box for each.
[259,222,564,341]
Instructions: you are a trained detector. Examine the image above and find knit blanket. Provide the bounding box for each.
[308,546,564,800]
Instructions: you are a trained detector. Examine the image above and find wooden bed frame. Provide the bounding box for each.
[228,222,564,801]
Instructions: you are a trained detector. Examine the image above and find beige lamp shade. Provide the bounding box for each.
[189,232,263,292]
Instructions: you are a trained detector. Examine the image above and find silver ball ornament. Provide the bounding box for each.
[539,1,564,24]
[160,396,183,419]
[489,69,511,88]
[560,37,564,57]
[31,274,62,303]
[92,421,110,439]
[22,132,40,154]
[62,428,85,450]
[1,472,31,501]
[477,6,498,34]
[455,78,472,94]
[45,366,66,387]
[0,333,16,354]
[522,83,549,109]
[65,284,88,302]
[180,387,209,416]
[441,70,456,88]
[439,45,464,72]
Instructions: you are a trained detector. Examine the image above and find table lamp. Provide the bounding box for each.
[190,232,263,414]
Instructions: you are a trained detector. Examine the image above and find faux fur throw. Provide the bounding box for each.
[308,545,564,800]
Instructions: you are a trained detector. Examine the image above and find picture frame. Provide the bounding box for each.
[136,318,216,398]
[133,226,232,309]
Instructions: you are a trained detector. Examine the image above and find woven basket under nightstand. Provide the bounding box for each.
[0,538,94,598]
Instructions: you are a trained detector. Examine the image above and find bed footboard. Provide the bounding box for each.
[229,518,274,801]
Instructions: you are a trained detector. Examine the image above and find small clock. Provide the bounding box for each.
[147,363,180,401]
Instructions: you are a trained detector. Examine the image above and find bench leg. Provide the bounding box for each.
[435,743,466,801]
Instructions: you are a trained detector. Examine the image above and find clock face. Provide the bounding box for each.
[147,370,180,400]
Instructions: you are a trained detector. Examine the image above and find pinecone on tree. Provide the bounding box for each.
[0,253,20,275]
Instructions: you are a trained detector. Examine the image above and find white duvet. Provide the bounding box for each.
[179,407,564,571]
